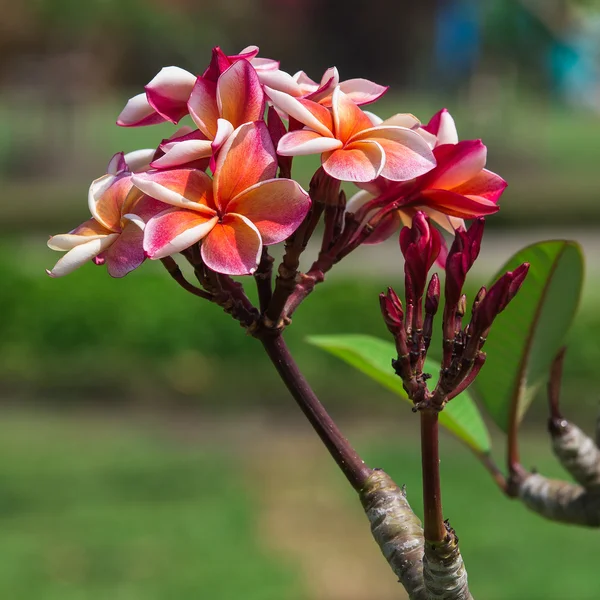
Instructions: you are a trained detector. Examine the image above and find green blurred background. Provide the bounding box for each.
[1,0,600,598]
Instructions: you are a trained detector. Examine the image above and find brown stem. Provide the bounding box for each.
[420,409,445,542]
[476,451,509,495]
[160,257,212,300]
[254,248,274,314]
[259,333,372,491]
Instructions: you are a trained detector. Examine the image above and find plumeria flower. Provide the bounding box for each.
[131,122,311,275]
[347,139,506,247]
[260,65,388,108]
[47,150,165,277]
[419,108,459,148]
[151,59,265,170]
[267,86,436,183]
[117,45,276,127]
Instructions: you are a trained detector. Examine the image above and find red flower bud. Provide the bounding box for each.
[399,212,442,309]
[472,263,530,334]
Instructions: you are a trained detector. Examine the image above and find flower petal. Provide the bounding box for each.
[102,218,146,278]
[419,207,465,234]
[381,113,421,129]
[336,78,388,106]
[116,93,166,127]
[322,140,384,182]
[150,139,213,169]
[227,179,310,244]
[425,141,487,190]
[217,60,265,128]
[451,168,507,203]
[144,208,218,259]
[212,118,235,153]
[419,189,500,218]
[123,148,156,173]
[131,169,216,214]
[422,108,458,146]
[88,173,132,231]
[345,189,374,216]
[277,129,342,156]
[48,219,113,250]
[355,126,436,181]
[47,235,118,277]
[213,122,277,209]
[145,66,197,124]
[107,152,127,175]
[201,213,262,275]
[124,193,170,223]
[188,77,219,138]
[264,86,333,137]
[331,87,373,143]
[258,69,304,95]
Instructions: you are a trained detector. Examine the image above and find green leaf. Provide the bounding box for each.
[473,240,584,432]
[306,333,491,454]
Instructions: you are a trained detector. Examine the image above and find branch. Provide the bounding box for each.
[258,332,371,490]
[160,257,212,300]
[254,248,274,314]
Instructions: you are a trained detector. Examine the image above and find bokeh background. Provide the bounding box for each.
[1,0,600,598]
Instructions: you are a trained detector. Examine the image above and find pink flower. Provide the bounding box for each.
[47,151,164,278]
[346,139,505,245]
[117,45,275,127]
[268,86,435,183]
[260,65,388,107]
[151,59,265,169]
[132,122,311,275]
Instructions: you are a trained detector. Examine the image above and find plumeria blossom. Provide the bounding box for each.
[150,59,265,169]
[47,150,165,278]
[131,122,310,275]
[117,45,276,127]
[260,65,388,108]
[269,86,436,183]
[346,111,504,246]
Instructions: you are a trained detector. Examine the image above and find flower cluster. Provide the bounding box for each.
[47,45,507,279]
[381,213,529,409]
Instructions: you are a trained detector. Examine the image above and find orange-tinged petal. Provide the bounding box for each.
[331,87,373,144]
[47,234,118,277]
[201,213,262,275]
[143,207,218,259]
[227,178,310,244]
[217,59,265,128]
[355,126,436,181]
[132,169,216,214]
[419,189,500,218]
[451,168,507,202]
[101,218,146,278]
[322,141,384,183]
[213,122,277,210]
[264,86,333,137]
[277,129,342,156]
[188,77,219,139]
[88,173,133,231]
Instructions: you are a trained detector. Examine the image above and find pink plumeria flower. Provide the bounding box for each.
[47,150,164,278]
[117,45,275,127]
[347,139,505,247]
[151,59,265,170]
[132,122,311,276]
[260,66,388,108]
[267,86,436,183]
